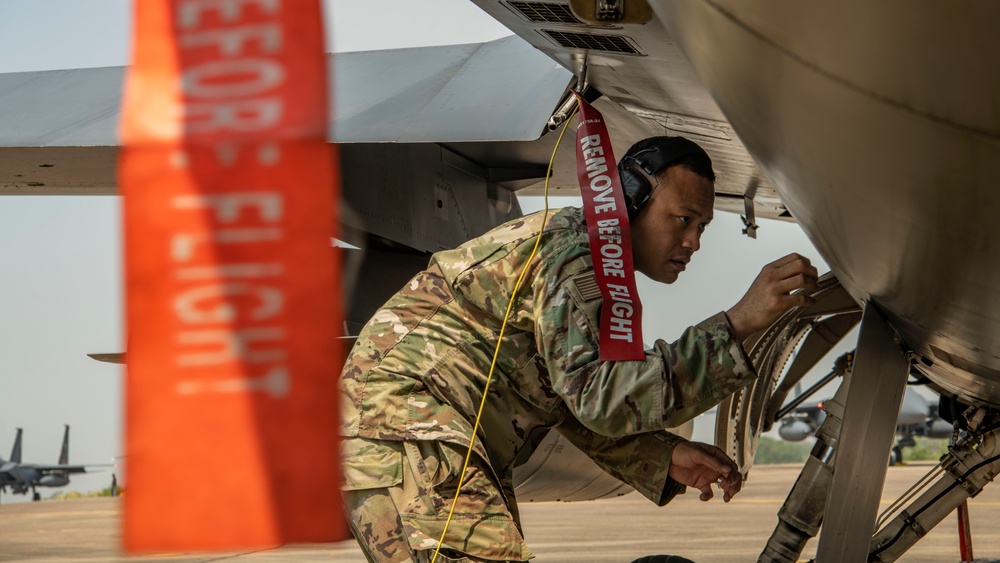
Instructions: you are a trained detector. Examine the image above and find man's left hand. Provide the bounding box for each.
[668,440,743,502]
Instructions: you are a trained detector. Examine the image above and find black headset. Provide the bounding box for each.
[617,137,711,219]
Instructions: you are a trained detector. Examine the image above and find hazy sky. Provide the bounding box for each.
[0,0,845,502]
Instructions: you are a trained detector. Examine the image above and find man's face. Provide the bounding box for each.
[630,165,715,284]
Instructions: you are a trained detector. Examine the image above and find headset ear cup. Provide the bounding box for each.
[619,164,652,219]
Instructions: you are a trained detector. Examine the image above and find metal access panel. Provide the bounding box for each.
[340,143,526,254]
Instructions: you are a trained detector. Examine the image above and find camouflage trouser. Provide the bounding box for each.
[342,437,532,562]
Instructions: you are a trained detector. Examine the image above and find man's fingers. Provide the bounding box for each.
[772,257,817,283]
[726,472,743,493]
[698,443,738,475]
[766,252,808,270]
[699,485,714,502]
[705,445,743,502]
[720,473,743,502]
[700,443,739,476]
[787,293,817,307]
[709,446,738,473]
[705,452,730,475]
[775,273,820,296]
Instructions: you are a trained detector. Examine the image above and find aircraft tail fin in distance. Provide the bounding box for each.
[11,428,23,463]
[59,425,69,465]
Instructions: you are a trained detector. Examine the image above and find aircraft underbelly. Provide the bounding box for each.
[655,0,1000,407]
[512,418,694,502]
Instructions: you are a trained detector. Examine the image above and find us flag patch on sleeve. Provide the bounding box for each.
[573,273,602,302]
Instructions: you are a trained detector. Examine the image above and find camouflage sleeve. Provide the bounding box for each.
[554,416,688,506]
[535,260,757,438]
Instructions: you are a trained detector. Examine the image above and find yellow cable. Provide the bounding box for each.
[431,105,578,562]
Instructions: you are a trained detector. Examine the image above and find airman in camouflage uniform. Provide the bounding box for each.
[341,136,820,562]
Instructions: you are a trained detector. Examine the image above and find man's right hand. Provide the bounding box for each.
[725,253,819,342]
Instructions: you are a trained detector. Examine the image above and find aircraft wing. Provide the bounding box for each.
[0,29,789,222]
[332,36,570,143]
[19,464,94,475]
[0,36,571,195]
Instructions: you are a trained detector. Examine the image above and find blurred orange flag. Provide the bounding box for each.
[119,0,345,551]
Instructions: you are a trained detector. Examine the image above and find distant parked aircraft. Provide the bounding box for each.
[777,386,953,465]
[0,425,106,501]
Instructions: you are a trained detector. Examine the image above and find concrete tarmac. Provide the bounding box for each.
[1,463,998,562]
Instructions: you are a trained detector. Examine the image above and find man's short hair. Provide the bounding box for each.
[621,136,716,184]
[615,136,715,218]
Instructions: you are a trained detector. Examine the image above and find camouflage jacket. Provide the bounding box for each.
[341,207,756,508]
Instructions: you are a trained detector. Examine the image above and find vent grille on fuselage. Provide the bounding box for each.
[509,1,582,24]
[541,30,641,54]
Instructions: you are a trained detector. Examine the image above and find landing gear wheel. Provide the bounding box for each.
[715,275,862,474]
[889,445,903,466]
[32,492,40,501]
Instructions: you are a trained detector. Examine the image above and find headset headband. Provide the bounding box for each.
[618,137,712,219]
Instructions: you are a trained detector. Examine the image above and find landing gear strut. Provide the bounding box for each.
[869,408,1000,561]
[755,301,1000,561]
